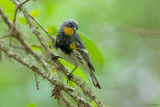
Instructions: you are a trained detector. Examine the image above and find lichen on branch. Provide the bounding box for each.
[0,0,104,106]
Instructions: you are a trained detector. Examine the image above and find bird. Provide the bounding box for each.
[55,19,101,89]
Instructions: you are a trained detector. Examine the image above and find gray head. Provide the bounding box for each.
[61,19,79,31]
[58,19,79,36]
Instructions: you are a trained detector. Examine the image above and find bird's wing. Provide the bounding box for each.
[78,48,95,72]
[74,35,95,72]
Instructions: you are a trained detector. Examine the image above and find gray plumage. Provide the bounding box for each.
[56,19,101,89]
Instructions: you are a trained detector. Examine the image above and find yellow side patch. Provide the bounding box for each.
[64,27,75,36]
[70,43,77,50]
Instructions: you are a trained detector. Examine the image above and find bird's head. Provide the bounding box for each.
[60,19,79,36]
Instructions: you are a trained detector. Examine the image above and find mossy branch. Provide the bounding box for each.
[0,0,104,106]
[0,43,91,107]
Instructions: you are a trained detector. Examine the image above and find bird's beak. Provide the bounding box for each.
[73,27,77,31]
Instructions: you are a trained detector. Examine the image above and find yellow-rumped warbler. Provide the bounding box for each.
[55,19,101,89]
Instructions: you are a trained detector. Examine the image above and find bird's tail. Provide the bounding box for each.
[88,70,101,89]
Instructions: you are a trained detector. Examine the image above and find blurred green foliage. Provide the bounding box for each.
[26,103,37,107]
[1,0,160,107]
[0,0,15,20]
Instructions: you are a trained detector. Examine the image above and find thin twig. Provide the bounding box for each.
[9,7,18,47]
[12,44,24,49]
[34,72,39,90]
[9,0,30,47]
[20,0,30,5]
[9,43,42,50]
[61,92,75,107]
[29,15,56,43]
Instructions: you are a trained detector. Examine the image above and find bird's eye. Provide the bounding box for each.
[68,22,72,27]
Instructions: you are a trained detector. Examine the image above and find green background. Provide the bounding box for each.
[0,0,160,107]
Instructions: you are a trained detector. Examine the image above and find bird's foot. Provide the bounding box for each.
[67,73,73,83]
[50,54,62,62]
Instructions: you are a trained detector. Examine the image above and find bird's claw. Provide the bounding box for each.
[67,73,73,83]
[50,54,62,62]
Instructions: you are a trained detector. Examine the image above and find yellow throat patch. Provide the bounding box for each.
[70,43,77,50]
[64,27,75,36]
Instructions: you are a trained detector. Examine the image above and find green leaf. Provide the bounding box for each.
[18,17,27,24]
[59,59,87,80]
[31,45,42,52]
[91,101,97,107]
[78,32,104,67]
[0,0,15,20]
[26,103,37,107]
[30,9,40,18]
[46,25,58,36]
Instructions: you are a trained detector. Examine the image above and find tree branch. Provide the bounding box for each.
[13,0,103,106]
[14,0,50,54]
[0,6,49,71]
[29,15,56,43]
[0,43,92,107]
[0,0,104,106]
[9,0,30,46]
